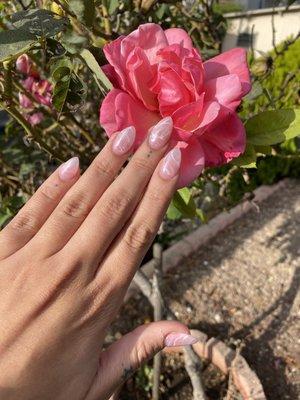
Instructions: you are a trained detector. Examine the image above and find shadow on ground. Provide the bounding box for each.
[163,180,300,399]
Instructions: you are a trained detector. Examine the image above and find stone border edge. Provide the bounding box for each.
[128,178,288,297]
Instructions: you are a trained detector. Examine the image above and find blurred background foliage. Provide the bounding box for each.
[0,0,299,238]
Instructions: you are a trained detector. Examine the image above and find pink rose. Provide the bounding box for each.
[99,23,251,187]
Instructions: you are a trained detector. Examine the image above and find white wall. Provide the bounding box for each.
[222,5,300,54]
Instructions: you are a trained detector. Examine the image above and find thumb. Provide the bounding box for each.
[86,321,198,400]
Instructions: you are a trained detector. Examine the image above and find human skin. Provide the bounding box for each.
[0,117,197,400]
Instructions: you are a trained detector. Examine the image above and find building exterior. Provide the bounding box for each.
[222,4,300,53]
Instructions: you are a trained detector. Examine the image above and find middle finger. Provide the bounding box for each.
[63,117,173,269]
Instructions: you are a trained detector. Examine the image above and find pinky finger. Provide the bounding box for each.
[0,157,80,260]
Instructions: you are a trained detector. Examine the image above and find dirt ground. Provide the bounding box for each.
[112,179,300,399]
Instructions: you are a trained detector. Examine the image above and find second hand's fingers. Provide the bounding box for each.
[64,117,173,269]
[0,158,80,260]
[28,127,136,257]
[85,321,197,400]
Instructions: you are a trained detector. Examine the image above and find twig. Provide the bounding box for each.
[152,243,163,400]
[101,0,112,36]
[225,343,244,400]
[133,269,207,399]
[271,7,279,55]
[184,347,206,400]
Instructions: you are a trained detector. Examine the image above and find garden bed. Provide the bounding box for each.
[108,179,300,399]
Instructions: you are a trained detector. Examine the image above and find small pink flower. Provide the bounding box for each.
[19,93,33,109]
[16,54,39,78]
[27,112,44,126]
[16,55,53,126]
[99,23,251,187]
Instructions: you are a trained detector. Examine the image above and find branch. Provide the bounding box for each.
[133,269,207,399]
[152,243,163,400]
[184,347,206,400]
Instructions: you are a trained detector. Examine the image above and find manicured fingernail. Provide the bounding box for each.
[59,157,79,181]
[112,126,136,155]
[164,333,198,347]
[148,117,173,150]
[159,148,181,180]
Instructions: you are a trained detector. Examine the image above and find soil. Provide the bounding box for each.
[109,179,300,400]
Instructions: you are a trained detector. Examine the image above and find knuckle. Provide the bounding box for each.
[124,223,154,251]
[146,188,165,204]
[39,183,59,202]
[61,193,91,219]
[93,157,115,178]
[10,210,38,233]
[131,157,153,174]
[132,337,157,368]
[100,190,131,218]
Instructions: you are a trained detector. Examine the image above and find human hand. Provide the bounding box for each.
[0,117,197,400]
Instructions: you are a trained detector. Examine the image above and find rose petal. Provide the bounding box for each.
[156,68,193,116]
[173,137,205,188]
[165,28,193,50]
[182,57,204,94]
[197,101,221,132]
[124,23,168,64]
[172,94,204,132]
[200,107,246,167]
[204,48,251,96]
[205,74,243,110]
[126,47,158,110]
[99,89,160,148]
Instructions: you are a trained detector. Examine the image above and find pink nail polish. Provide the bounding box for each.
[148,117,173,150]
[59,157,79,181]
[159,148,181,180]
[112,126,136,155]
[164,333,198,347]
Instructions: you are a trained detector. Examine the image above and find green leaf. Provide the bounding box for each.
[51,58,86,115]
[254,145,272,155]
[51,58,72,114]
[12,9,67,38]
[246,109,300,146]
[0,30,35,62]
[0,9,67,62]
[233,143,257,168]
[108,0,119,14]
[155,4,168,19]
[69,0,95,27]
[166,202,182,220]
[243,81,263,102]
[80,48,113,93]
[61,28,88,54]
[172,188,197,219]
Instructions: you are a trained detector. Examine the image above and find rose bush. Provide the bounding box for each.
[100,23,251,187]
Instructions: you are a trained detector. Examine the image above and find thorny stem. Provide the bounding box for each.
[0,102,63,161]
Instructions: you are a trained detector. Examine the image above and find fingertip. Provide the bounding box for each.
[58,157,80,182]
